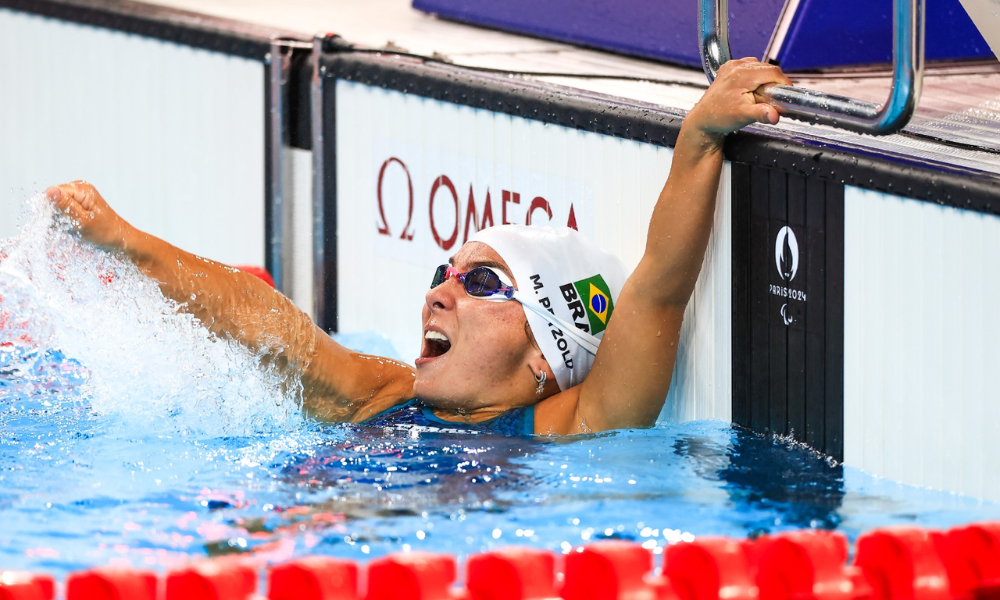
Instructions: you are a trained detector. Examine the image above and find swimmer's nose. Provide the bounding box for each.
[425,277,459,311]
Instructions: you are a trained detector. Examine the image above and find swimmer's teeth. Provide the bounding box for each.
[423,330,451,357]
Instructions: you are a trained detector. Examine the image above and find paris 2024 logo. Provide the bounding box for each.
[770,226,807,326]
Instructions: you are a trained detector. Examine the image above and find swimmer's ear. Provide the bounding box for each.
[527,359,557,399]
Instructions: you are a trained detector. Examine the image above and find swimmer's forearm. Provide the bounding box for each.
[573,123,722,432]
[46,182,399,417]
[121,228,319,372]
[640,123,723,307]
[640,59,790,308]
[575,61,790,433]
[122,230,416,421]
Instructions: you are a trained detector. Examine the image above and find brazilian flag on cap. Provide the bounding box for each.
[572,274,615,335]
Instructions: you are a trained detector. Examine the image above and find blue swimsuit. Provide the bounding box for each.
[362,399,535,436]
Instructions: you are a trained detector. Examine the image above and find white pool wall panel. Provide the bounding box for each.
[0,8,266,267]
[663,163,732,423]
[287,147,315,316]
[336,80,732,420]
[844,186,1000,501]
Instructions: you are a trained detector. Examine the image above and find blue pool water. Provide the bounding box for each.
[2,196,999,577]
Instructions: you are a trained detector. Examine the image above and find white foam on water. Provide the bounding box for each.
[0,193,303,436]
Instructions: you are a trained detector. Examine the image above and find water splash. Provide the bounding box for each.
[0,194,302,436]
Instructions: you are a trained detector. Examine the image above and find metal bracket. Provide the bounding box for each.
[310,34,330,330]
[699,0,925,135]
[265,38,295,292]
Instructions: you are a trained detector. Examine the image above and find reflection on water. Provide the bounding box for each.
[677,430,845,532]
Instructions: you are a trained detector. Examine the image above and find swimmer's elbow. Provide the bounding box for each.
[621,263,694,313]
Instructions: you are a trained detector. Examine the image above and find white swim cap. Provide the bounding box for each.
[469,225,628,391]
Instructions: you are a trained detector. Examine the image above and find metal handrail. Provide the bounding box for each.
[699,0,925,135]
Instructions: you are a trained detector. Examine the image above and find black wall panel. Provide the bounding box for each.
[732,164,845,461]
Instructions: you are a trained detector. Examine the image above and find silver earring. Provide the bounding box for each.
[534,371,546,396]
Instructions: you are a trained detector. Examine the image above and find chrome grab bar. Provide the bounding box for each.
[699,0,925,135]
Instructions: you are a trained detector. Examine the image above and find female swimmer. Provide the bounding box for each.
[45,59,791,435]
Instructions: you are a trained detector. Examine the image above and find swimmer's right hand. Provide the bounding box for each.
[46,181,133,251]
[684,58,792,149]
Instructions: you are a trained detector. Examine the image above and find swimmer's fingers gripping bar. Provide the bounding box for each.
[699,0,925,135]
[513,292,602,355]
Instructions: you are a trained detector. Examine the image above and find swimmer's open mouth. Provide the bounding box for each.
[422,330,451,358]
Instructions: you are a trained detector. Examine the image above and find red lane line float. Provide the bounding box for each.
[937,522,1000,600]
[562,541,670,600]
[66,569,157,600]
[268,557,359,600]
[664,537,757,600]
[466,547,557,600]
[0,573,54,600]
[234,266,275,289]
[751,530,871,600]
[9,520,1000,600]
[165,560,257,600]
[854,527,952,600]
[365,552,458,600]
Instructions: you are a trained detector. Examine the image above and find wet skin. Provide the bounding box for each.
[47,59,791,435]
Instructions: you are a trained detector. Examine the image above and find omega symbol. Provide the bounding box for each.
[775,226,799,282]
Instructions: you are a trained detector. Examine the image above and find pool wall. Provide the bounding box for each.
[843,188,1000,502]
[0,1,316,310]
[2,1,999,502]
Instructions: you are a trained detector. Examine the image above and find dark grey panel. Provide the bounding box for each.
[732,165,845,461]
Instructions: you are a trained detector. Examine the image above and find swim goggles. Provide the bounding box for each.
[431,265,516,301]
[429,264,602,355]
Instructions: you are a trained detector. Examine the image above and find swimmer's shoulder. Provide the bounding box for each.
[303,367,414,423]
[301,331,416,423]
[348,384,415,424]
[340,351,415,424]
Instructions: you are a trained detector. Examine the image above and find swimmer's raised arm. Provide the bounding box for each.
[538,59,792,433]
[45,183,414,422]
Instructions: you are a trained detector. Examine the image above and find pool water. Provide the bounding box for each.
[2,195,999,578]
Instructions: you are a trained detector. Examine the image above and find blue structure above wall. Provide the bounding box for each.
[776,0,993,70]
[412,0,993,70]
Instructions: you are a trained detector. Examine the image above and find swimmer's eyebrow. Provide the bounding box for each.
[449,256,514,280]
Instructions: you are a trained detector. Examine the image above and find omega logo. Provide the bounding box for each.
[375,157,579,252]
[375,156,579,250]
